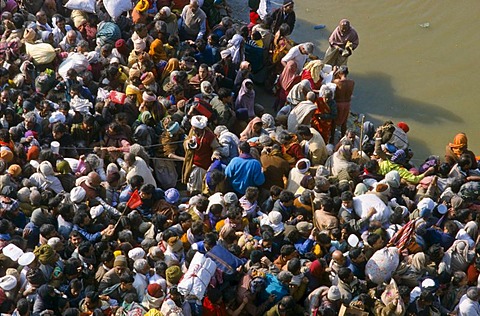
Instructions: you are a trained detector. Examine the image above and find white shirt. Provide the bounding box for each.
[281,45,308,75]
[458,294,480,316]
[133,271,149,302]
[126,157,157,188]
[257,0,272,20]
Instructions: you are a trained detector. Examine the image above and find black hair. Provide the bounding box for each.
[206,287,223,304]
[39,224,56,238]
[279,190,295,203]
[209,204,223,215]
[162,229,177,242]
[450,179,464,194]
[16,298,29,316]
[101,250,114,263]
[53,122,67,133]
[317,233,331,245]
[238,141,251,154]
[280,244,296,256]
[12,14,25,29]
[296,124,312,136]
[63,308,80,316]
[129,175,145,189]
[287,257,301,273]
[209,169,225,188]
[458,155,472,170]
[250,250,263,263]
[191,220,204,235]
[320,196,334,212]
[262,231,273,242]
[226,207,242,219]
[178,212,192,223]
[367,233,381,247]
[139,183,155,195]
[217,88,232,99]
[348,247,362,260]
[120,274,135,284]
[78,241,92,257]
[455,209,472,223]
[337,267,352,282]
[278,23,291,36]
[389,207,404,225]
[72,211,89,226]
[340,191,353,202]
[155,261,168,275]
[269,185,283,197]
[204,232,218,248]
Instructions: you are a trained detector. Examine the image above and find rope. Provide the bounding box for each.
[57,140,185,151]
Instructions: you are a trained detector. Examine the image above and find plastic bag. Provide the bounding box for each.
[109,91,126,104]
[96,22,122,47]
[178,252,217,300]
[35,69,56,94]
[64,0,96,13]
[103,0,133,19]
[58,53,89,80]
[353,194,392,224]
[70,95,93,113]
[365,247,399,285]
[25,43,56,65]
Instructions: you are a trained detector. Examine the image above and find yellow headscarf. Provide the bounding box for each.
[449,133,468,157]
[303,60,324,83]
[149,39,167,63]
[161,58,180,81]
[135,0,149,12]
[125,84,143,104]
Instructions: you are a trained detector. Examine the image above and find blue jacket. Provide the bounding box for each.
[73,224,102,242]
[261,274,289,304]
[294,237,315,255]
[225,155,265,194]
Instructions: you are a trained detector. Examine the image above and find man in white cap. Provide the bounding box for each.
[182,115,220,193]
[155,6,178,37]
[217,49,236,81]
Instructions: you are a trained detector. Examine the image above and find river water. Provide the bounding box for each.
[235,0,480,162]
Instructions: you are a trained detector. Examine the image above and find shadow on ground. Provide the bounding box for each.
[351,71,463,159]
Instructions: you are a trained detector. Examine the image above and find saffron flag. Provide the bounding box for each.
[126,190,142,209]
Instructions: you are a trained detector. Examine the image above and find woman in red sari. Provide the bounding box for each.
[277,130,305,168]
[311,88,337,144]
[301,60,324,90]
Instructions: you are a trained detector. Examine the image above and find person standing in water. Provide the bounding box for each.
[323,19,359,66]
[332,65,355,139]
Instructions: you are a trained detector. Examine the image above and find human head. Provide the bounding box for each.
[282,0,294,13]
[189,0,199,11]
[300,42,314,55]
[238,141,251,154]
[65,30,77,44]
[339,19,351,34]
[36,11,47,25]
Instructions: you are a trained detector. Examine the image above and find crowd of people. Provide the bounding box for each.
[0,0,480,315]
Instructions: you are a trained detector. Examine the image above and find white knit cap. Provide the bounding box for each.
[190,115,208,129]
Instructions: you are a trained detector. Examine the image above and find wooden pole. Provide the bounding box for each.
[311,192,318,229]
[358,114,365,154]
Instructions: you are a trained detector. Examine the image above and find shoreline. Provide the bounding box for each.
[226,0,365,147]
[225,0,452,164]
